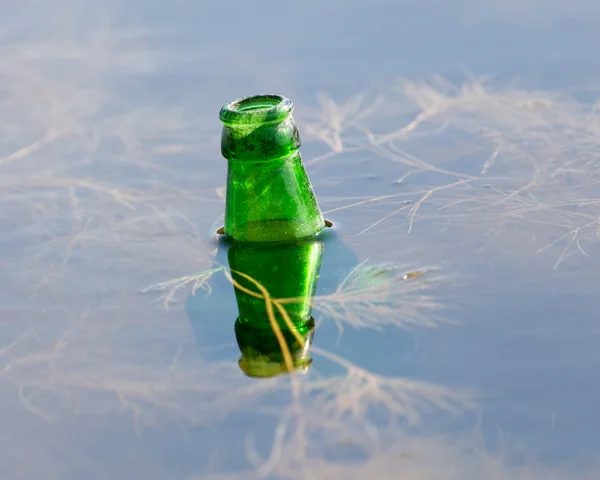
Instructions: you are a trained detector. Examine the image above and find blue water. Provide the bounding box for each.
[1,1,600,478]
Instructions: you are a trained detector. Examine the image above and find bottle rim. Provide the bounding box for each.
[219,94,293,125]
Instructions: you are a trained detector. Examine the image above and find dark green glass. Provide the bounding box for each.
[228,239,323,377]
[235,317,315,378]
[219,94,326,243]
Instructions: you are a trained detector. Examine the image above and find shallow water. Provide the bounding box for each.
[1,1,600,479]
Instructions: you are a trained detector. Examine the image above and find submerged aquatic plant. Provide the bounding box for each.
[298,77,600,269]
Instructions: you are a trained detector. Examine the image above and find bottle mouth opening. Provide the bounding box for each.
[220,94,293,125]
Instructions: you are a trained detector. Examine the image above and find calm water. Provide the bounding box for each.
[2,1,600,479]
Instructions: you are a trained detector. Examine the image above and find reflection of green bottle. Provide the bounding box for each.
[228,241,323,328]
[228,240,323,377]
[219,94,326,243]
[235,317,315,378]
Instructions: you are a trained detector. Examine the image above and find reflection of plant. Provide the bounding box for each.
[3,319,594,480]
[310,261,450,332]
[0,302,472,478]
[137,264,469,478]
[140,267,223,308]
[143,256,451,335]
[198,432,599,480]
[235,352,472,479]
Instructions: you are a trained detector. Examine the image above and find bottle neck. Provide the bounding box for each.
[221,115,301,163]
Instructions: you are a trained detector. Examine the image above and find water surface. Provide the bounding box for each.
[1,1,600,478]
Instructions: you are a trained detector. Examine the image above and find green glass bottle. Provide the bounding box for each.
[228,239,323,377]
[219,94,326,243]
